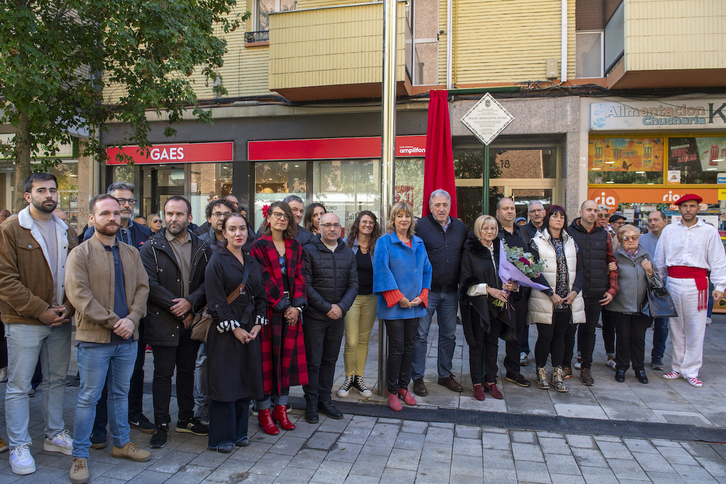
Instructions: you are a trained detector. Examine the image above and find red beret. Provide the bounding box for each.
[675,194,703,205]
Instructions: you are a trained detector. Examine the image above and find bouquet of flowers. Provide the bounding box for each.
[492,241,548,308]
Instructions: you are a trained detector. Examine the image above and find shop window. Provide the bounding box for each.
[190,163,233,228]
[394,158,425,219]
[588,137,664,185]
[112,165,134,184]
[312,160,380,236]
[668,137,726,185]
[254,161,306,228]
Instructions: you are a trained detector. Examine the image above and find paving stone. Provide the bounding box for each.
[672,464,720,483]
[623,438,660,454]
[593,435,622,443]
[696,456,726,478]
[565,435,596,449]
[579,465,619,484]
[349,453,388,478]
[425,426,454,445]
[164,465,214,484]
[571,448,609,468]
[377,418,402,425]
[453,436,482,457]
[429,422,455,429]
[305,432,339,451]
[347,416,377,429]
[338,426,372,445]
[481,426,509,434]
[385,448,421,471]
[101,462,150,481]
[317,415,352,433]
[454,425,481,440]
[544,452,580,475]
[481,467,518,483]
[632,451,673,473]
[413,459,451,484]
[683,442,724,461]
[272,466,316,484]
[511,430,537,444]
[145,451,198,474]
[548,474,586,484]
[647,471,686,483]
[482,431,511,450]
[248,453,293,478]
[379,467,416,484]
[289,449,328,470]
[198,460,255,482]
[514,460,552,484]
[310,460,353,484]
[450,454,483,477]
[595,440,630,459]
[189,450,232,468]
[540,437,572,455]
[230,442,271,462]
[660,446,700,466]
[326,442,363,463]
[512,442,545,463]
[482,448,515,470]
[607,457,649,480]
[360,437,395,457]
[421,443,453,464]
[125,470,171,484]
[343,475,379,484]
[394,432,425,451]
[537,431,565,439]
[269,436,308,455]
[401,420,428,434]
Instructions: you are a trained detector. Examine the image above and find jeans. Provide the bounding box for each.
[614,313,651,372]
[152,331,201,425]
[257,390,289,411]
[5,323,71,448]
[194,344,210,421]
[520,324,530,355]
[535,311,571,368]
[651,317,669,362]
[411,291,458,380]
[303,317,344,406]
[577,297,605,370]
[343,294,378,376]
[73,342,136,458]
[384,318,418,394]
[209,399,250,448]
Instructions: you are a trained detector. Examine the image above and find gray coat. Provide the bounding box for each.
[608,245,663,314]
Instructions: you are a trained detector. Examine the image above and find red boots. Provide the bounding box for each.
[257,409,279,435]
[272,405,296,431]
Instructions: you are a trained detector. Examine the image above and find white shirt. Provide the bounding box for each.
[654,218,726,292]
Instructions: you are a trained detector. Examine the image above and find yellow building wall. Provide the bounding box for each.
[625,0,726,71]
[438,0,576,85]
[296,0,371,8]
[268,2,406,90]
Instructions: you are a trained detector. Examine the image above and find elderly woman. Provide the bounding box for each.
[528,206,585,393]
[602,224,662,384]
[373,202,432,411]
[459,215,519,401]
[148,214,163,234]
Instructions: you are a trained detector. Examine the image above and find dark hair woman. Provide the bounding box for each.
[303,203,327,235]
[204,213,267,452]
[373,202,432,411]
[337,211,381,399]
[527,205,585,393]
[250,201,308,435]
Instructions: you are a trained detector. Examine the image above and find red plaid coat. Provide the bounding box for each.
[251,235,308,395]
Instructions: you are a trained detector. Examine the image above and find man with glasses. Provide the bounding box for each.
[83,182,154,447]
[301,213,358,423]
[523,201,545,241]
[199,198,236,252]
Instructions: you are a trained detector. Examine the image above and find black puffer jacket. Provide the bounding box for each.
[140,229,213,346]
[567,218,609,298]
[302,235,358,322]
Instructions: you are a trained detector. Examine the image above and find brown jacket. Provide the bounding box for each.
[65,235,149,343]
[0,207,76,325]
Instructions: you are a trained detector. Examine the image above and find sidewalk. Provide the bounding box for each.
[0,314,724,483]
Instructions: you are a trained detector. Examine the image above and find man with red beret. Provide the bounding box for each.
[654,194,726,387]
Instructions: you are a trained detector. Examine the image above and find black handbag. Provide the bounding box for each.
[643,285,678,318]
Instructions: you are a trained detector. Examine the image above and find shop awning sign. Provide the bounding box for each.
[106,142,234,165]
[591,99,726,131]
[248,135,426,161]
[460,93,514,145]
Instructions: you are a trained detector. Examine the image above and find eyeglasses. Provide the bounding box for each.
[320,223,341,229]
[270,211,288,220]
[116,198,137,205]
[211,211,228,218]
[597,214,608,218]
[529,209,544,213]
[622,235,639,241]
[360,221,375,226]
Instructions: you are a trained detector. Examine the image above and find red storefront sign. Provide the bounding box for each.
[588,187,719,205]
[248,135,426,161]
[106,142,234,165]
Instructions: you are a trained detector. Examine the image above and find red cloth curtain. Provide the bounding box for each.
[422,90,457,218]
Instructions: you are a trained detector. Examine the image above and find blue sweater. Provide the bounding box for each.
[373,232,432,320]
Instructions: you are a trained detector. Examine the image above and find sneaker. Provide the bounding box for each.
[337,375,354,397]
[506,374,532,387]
[520,352,528,366]
[149,424,168,449]
[9,444,35,475]
[90,428,107,450]
[651,359,664,371]
[353,376,373,398]
[663,371,681,379]
[129,414,155,434]
[605,355,617,370]
[112,442,151,462]
[574,354,582,370]
[687,377,703,387]
[43,429,73,456]
[580,368,594,386]
[562,367,573,379]
[0,437,8,453]
[176,418,209,436]
[69,457,89,484]
[706,318,712,326]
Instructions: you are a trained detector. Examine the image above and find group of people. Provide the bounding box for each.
[1,173,725,483]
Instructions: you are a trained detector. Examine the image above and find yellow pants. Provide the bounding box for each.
[343,294,378,376]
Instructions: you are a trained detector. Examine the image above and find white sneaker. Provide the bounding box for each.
[353,375,373,398]
[605,355,617,370]
[706,318,712,326]
[519,352,528,366]
[9,444,35,475]
[337,375,354,397]
[44,429,73,456]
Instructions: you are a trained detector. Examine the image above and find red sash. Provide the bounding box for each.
[668,266,709,311]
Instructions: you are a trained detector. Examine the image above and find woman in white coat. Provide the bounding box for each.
[528,205,585,393]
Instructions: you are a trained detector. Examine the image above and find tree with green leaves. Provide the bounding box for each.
[0,0,247,210]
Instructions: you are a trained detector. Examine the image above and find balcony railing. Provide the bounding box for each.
[244,30,270,44]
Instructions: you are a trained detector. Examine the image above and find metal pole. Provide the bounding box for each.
[379,0,397,396]
[482,143,490,215]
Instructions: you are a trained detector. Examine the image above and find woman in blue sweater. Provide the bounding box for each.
[373,202,432,411]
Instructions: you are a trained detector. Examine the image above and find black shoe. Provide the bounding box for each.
[317,401,343,419]
[209,443,233,453]
[235,436,250,447]
[505,374,532,388]
[149,424,168,449]
[90,428,107,450]
[636,369,649,384]
[615,369,626,382]
[129,414,155,434]
[304,405,319,424]
[176,418,209,436]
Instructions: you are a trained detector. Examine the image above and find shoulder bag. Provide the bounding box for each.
[191,263,250,344]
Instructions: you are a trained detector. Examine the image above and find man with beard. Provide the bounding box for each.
[66,194,150,483]
[655,194,726,387]
[284,195,313,246]
[0,173,77,475]
[84,183,154,447]
[520,201,546,365]
[140,196,213,448]
[199,198,235,252]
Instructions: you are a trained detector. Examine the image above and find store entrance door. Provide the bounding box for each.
[139,165,186,219]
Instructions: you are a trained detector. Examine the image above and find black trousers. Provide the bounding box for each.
[601,308,616,355]
[93,322,147,433]
[485,316,522,383]
[577,297,604,370]
[384,318,418,394]
[152,330,201,425]
[614,313,651,372]
[208,399,250,448]
[562,323,577,368]
[535,310,572,368]
[303,317,344,405]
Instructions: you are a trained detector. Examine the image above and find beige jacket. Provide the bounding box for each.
[65,236,149,343]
